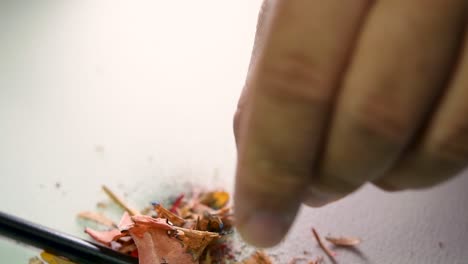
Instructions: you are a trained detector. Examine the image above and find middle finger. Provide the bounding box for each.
[307,0,467,205]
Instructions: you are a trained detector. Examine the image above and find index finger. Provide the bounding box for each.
[234,0,371,247]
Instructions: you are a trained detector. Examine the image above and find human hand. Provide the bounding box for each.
[233,0,468,247]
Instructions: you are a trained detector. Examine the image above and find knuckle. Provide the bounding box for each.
[256,50,334,105]
[346,98,412,147]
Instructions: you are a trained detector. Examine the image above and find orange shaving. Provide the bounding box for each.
[312,228,337,262]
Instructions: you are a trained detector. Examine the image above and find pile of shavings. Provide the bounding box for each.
[81,185,236,264]
[29,185,362,264]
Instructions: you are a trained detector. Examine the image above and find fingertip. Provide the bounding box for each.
[236,210,294,248]
[233,169,301,248]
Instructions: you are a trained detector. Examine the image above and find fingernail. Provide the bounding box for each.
[238,211,291,248]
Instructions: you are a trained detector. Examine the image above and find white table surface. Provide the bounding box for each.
[1,1,467,263]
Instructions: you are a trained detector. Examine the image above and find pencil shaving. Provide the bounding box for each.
[102,185,140,216]
[312,228,337,261]
[325,236,361,247]
[77,211,116,227]
[83,188,237,264]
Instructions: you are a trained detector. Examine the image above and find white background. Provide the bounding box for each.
[1,1,467,263]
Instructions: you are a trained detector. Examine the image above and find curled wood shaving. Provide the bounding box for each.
[128,215,220,263]
[102,185,140,216]
[153,202,186,227]
[312,228,337,262]
[325,236,361,247]
[128,226,196,264]
[80,189,237,263]
[77,211,116,227]
[174,226,220,259]
[195,211,223,232]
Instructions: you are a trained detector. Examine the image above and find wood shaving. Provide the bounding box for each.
[82,188,235,264]
[325,236,361,247]
[153,202,186,226]
[312,228,337,262]
[102,185,140,216]
[37,185,355,264]
[77,211,116,227]
[173,226,220,260]
[127,217,197,264]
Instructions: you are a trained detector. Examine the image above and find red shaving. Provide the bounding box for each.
[170,194,185,213]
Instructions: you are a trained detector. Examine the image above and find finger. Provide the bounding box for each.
[375,24,468,191]
[234,0,371,247]
[234,0,270,143]
[304,0,467,206]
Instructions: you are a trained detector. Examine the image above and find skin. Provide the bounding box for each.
[233,0,468,248]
